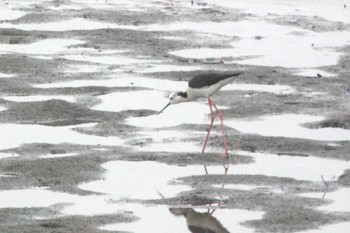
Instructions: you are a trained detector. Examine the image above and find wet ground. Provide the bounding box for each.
[0,0,350,232]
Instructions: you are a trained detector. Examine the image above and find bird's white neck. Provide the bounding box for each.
[183,91,197,102]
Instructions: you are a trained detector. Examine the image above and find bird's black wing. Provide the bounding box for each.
[188,72,243,88]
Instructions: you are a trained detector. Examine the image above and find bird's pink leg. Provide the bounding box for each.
[208,98,229,158]
[201,97,215,154]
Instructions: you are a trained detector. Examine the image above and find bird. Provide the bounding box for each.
[170,208,230,233]
[157,71,244,158]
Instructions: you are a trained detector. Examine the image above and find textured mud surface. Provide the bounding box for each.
[0,1,350,232]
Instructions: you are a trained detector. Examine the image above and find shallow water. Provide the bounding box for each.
[2,95,76,103]
[39,152,79,159]
[0,188,79,209]
[34,75,293,94]
[292,68,337,77]
[0,152,19,160]
[92,90,168,112]
[126,102,213,128]
[100,204,264,233]
[77,156,349,231]
[1,0,349,232]
[3,9,348,69]
[234,151,349,181]
[79,155,348,201]
[136,64,202,73]
[170,26,350,68]
[0,123,124,150]
[301,222,350,233]
[0,39,86,56]
[63,64,102,74]
[205,0,350,23]
[34,76,186,91]
[63,52,158,66]
[300,188,350,212]
[227,114,350,141]
[0,18,128,31]
[163,18,350,68]
[0,73,16,78]
[0,4,26,20]
[0,185,263,232]
[0,158,263,233]
[79,161,195,200]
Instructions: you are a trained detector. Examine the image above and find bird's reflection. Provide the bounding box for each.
[169,208,230,233]
[204,164,230,175]
[203,163,230,213]
[169,161,232,232]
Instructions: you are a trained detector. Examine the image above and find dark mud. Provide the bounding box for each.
[0,1,350,233]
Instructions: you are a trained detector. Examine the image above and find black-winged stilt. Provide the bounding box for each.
[158,71,244,158]
[170,208,230,233]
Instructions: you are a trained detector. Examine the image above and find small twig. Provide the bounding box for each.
[321,175,329,188]
[204,165,208,175]
[322,191,327,199]
[223,164,229,175]
[209,208,216,215]
[320,175,329,200]
[157,190,165,199]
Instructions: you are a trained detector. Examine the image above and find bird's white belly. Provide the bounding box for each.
[187,81,229,100]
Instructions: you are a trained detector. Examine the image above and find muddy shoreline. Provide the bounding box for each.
[1,1,350,232]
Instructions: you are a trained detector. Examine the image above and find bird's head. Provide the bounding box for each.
[157,91,188,115]
[169,91,188,104]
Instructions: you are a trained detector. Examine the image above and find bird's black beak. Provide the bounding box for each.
[157,103,170,115]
